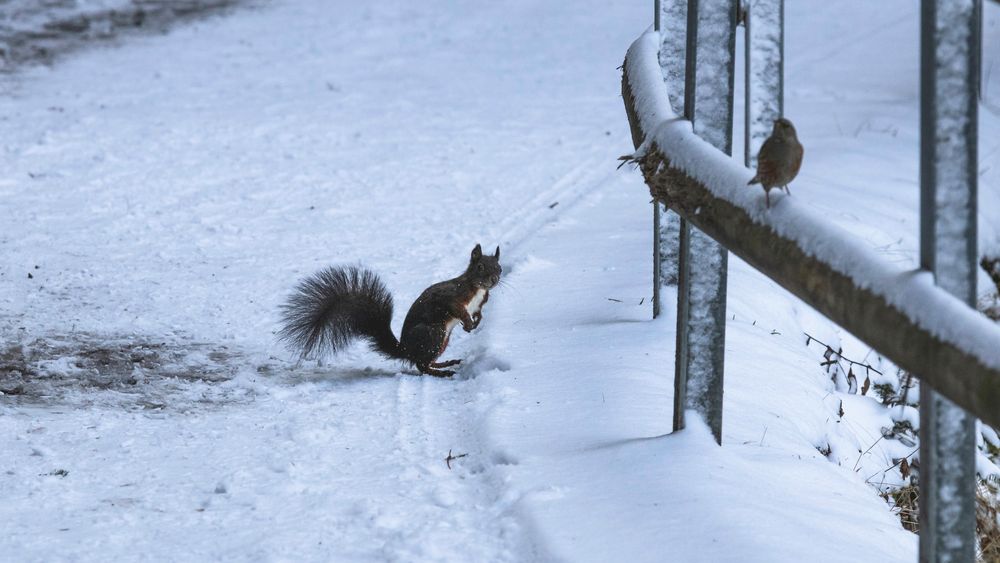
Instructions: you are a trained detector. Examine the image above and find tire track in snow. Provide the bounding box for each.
[379,368,528,561]
[389,149,623,560]
[492,149,622,257]
[376,150,620,559]
[394,374,417,459]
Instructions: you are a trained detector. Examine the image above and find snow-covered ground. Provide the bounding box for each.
[1,0,998,561]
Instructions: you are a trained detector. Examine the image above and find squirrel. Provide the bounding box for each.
[278,244,501,377]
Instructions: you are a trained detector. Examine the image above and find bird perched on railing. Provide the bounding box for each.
[748,118,804,209]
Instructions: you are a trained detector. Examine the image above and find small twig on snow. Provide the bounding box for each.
[445,449,467,470]
[804,332,884,377]
[854,435,886,472]
[865,447,919,484]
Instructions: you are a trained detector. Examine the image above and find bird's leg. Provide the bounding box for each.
[765,189,771,209]
[783,185,792,195]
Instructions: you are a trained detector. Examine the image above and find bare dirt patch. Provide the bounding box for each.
[0,333,252,410]
[1,0,251,72]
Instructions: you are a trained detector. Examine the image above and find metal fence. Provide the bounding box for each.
[627,1,988,560]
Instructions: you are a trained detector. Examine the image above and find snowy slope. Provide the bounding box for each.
[484,170,915,562]
[1,0,997,561]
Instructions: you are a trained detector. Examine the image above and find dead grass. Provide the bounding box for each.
[883,485,920,533]
[884,481,1000,561]
[981,480,1000,562]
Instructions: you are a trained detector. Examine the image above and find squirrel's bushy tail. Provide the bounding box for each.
[278,266,405,361]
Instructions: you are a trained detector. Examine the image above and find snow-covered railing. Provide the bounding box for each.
[624,1,989,560]
[623,45,1000,432]
[627,2,999,432]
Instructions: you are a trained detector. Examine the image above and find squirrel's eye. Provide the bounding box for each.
[478,264,485,272]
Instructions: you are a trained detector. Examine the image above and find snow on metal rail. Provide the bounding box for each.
[620,30,1000,431]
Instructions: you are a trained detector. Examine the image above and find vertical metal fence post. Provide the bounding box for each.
[653,188,664,319]
[673,0,736,445]
[919,0,981,561]
[652,0,689,318]
[659,0,688,113]
[653,0,663,319]
[744,0,783,170]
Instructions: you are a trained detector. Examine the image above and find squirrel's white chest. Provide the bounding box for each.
[444,289,486,334]
[465,289,487,316]
[444,289,488,335]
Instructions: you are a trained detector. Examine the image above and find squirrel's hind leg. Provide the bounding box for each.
[417,363,455,377]
[404,322,460,376]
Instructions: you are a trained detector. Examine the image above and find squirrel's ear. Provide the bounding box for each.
[471,244,483,260]
[494,246,500,259]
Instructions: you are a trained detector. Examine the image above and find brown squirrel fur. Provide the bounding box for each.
[278,244,501,376]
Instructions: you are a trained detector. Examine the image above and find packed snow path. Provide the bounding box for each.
[0,0,644,560]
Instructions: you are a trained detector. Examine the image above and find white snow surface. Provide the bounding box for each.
[2,0,999,561]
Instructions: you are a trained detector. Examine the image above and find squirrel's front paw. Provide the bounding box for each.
[471,312,482,329]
